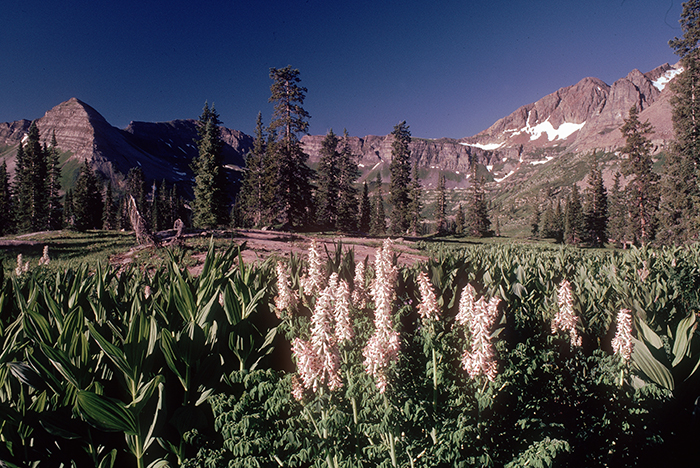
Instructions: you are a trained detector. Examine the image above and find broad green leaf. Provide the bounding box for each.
[76,390,137,434]
[631,337,675,391]
[87,322,133,378]
[635,317,664,349]
[672,313,696,367]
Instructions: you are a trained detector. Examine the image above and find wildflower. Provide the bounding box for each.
[300,239,325,296]
[38,245,50,265]
[292,284,343,392]
[417,271,440,322]
[144,286,152,299]
[611,308,634,361]
[552,279,582,347]
[637,261,650,282]
[461,295,501,381]
[274,261,297,317]
[363,239,400,393]
[331,273,354,344]
[15,254,29,276]
[456,284,477,326]
[351,259,369,309]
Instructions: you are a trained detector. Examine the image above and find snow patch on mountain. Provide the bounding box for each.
[494,170,515,183]
[531,156,554,166]
[460,141,504,150]
[512,114,586,141]
[653,67,683,91]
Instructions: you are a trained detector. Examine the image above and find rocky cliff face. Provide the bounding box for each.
[0,98,253,196]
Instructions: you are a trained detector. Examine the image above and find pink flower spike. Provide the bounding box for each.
[300,239,325,296]
[456,284,477,326]
[274,261,297,317]
[363,238,400,393]
[611,308,634,361]
[333,276,354,344]
[458,288,501,381]
[352,259,369,309]
[417,271,440,322]
[552,279,582,347]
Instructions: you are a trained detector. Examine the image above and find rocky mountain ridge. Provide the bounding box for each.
[0,98,253,196]
[0,63,680,201]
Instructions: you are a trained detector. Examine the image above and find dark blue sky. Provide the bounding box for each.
[0,0,684,139]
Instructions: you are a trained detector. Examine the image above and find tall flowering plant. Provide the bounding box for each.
[552,279,582,347]
[363,239,400,394]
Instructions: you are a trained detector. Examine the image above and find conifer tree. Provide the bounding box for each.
[0,160,13,235]
[455,203,465,236]
[607,172,628,247]
[530,204,541,238]
[268,66,315,229]
[26,122,49,231]
[389,121,412,234]
[237,112,269,227]
[435,173,447,235]
[13,142,31,232]
[620,105,658,245]
[370,173,386,236]
[315,129,341,230]
[150,181,161,231]
[464,168,490,237]
[63,189,74,229]
[192,102,229,228]
[658,2,700,243]
[584,154,608,247]
[359,181,371,234]
[46,132,63,230]
[540,202,556,239]
[72,161,103,231]
[336,130,359,232]
[564,185,586,245]
[408,161,423,236]
[102,182,117,230]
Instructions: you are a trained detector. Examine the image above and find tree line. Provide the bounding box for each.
[527,0,700,247]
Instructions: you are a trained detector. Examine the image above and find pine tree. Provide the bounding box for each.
[620,105,658,245]
[530,204,540,238]
[192,102,229,228]
[26,123,49,231]
[268,66,315,229]
[359,181,371,234]
[13,142,31,232]
[607,172,628,247]
[46,132,63,230]
[540,202,556,239]
[658,2,700,243]
[63,189,74,229]
[435,173,447,235]
[102,182,117,230]
[237,112,268,228]
[150,181,161,231]
[389,121,412,235]
[370,173,386,236]
[464,168,490,237]
[564,185,586,245]
[315,129,341,230]
[408,161,422,236]
[336,130,359,233]
[584,154,608,247]
[72,161,103,231]
[455,203,465,236]
[0,160,13,235]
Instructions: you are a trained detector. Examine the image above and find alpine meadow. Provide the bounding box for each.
[2,2,700,467]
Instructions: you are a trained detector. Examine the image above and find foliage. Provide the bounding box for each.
[191,240,700,467]
[192,102,229,228]
[0,241,277,467]
[620,105,658,245]
[268,66,315,229]
[389,121,412,235]
[72,160,104,231]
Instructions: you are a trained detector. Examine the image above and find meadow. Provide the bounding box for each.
[0,232,698,467]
